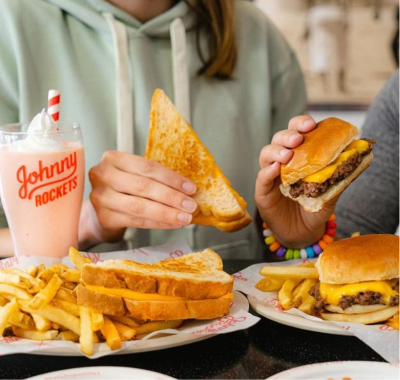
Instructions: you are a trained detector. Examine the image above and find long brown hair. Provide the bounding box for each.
[183,0,237,79]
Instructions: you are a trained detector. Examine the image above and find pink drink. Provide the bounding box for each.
[0,115,84,257]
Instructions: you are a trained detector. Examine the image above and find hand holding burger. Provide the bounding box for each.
[255,116,374,249]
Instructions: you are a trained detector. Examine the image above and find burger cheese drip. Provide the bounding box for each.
[289,139,375,198]
[309,279,399,313]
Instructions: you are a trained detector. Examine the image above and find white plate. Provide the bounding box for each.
[266,361,399,380]
[27,366,176,379]
[248,295,348,336]
[10,291,249,357]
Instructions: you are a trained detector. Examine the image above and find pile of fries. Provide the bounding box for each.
[256,262,319,315]
[0,248,182,356]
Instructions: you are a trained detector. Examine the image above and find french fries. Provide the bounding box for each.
[79,306,93,356]
[0,248,186,356]
[255,277,285,292]
[28,274,63,310]
[100,317,122,351]
[257,262,320,316]
[260,266,319,280]
[386,314,399,330]
[113,321,136,341]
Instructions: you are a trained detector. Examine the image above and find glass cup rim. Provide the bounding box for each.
[0,121,81,135]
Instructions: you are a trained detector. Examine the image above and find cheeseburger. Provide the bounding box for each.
[309,234,399,324]
[280,117,374,212]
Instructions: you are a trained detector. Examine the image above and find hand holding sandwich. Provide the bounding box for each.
[82,151,198,248]
[255,116,336,248]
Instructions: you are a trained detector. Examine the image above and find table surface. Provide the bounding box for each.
[0,260,386,380]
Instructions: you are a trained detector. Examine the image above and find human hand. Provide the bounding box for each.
[85,151,197,245]
[255,116,337,248]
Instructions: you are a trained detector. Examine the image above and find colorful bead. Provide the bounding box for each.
[269,242,281,252]
[263,215,336,260]
[306,246,315,258]
[276,246,287,257]
[285,249,294,260]
[326,221,337,229]
[313,244,323,255]
[263,229,273,237]
[265,236,276,245]
[326,229,336,237]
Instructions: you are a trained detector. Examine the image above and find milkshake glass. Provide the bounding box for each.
[0,111,85,257]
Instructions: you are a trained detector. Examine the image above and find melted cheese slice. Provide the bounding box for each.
[303,139,370,184]
[86,286,184,301]
[319,281,398,306]
[86,285,234,302]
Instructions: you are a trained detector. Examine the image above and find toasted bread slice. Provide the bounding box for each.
[145,89,252,232]
[81,249,234,300]
[75,285,232,320]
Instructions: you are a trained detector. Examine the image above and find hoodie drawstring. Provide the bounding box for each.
[170,18,190,123]
[104,13,196,249]
[170,18,196,249]
[104,12,134,155]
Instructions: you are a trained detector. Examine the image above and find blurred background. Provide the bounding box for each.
[255,0,399,128]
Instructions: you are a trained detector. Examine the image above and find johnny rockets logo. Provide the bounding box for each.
[17,151,78,207]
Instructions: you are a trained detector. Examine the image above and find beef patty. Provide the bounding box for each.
[309,280,399,313]
[290,139,375,199]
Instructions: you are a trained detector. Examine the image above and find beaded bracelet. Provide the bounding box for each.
[263,215,337,260]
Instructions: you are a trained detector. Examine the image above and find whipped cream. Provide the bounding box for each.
[12,109,67,152]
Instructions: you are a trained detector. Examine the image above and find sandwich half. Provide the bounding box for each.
[145,89,252,232]
[75,249,234,321]
[280,117,374,212]
[309,234,399,324]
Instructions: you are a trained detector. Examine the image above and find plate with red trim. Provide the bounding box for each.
[0,291,253,358]
[248,295,348,335]
[265,361,399,380]
[27,366,176,379]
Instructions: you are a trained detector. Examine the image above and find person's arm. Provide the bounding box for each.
[335,70,399,237]
[0,229,13,258]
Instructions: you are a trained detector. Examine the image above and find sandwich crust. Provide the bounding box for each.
[281,117,359,186]
[316,234,400,284]
[81,250,234,300]
[76,285,232,321]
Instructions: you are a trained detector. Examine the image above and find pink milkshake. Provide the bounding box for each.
[0,110,84,257]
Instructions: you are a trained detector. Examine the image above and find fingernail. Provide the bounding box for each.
[183,182,196,194]
[280,149,290,156]
[182,200,196,213]
[177,212,192,224]
[303,119,314,127]
[289,133,301,142]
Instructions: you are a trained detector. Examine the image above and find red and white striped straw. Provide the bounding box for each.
[47,89,60,126]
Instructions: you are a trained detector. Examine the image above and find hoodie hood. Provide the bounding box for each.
[43,0,197,38]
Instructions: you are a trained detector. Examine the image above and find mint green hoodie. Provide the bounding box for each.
[0,0,306,259]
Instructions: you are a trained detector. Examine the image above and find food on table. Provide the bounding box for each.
[256,234,399,327]
[75,248,234,322]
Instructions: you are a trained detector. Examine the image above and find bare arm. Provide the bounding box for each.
[0,229,14,258]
